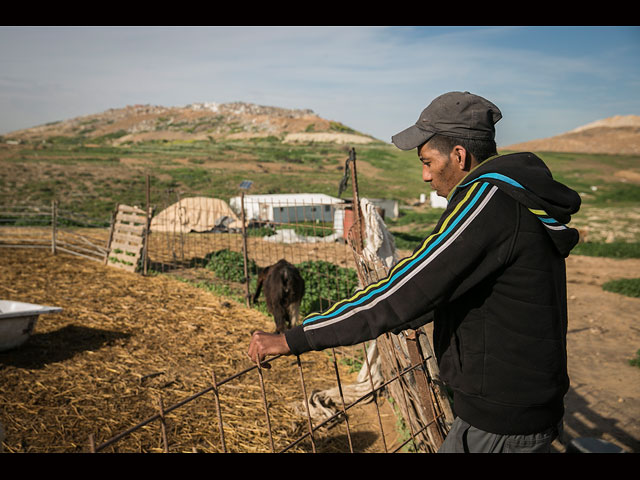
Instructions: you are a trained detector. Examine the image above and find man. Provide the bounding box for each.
[247,91,581,452]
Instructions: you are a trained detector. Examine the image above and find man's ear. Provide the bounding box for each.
[451,145,469,170]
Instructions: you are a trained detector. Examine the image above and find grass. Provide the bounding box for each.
[386,209,442,250]
[532,152,640,206]
[0,138,427,222]
[391,232,428,251]
[571,242,640,259]
[387,209,443,228]
[602,278,640,298]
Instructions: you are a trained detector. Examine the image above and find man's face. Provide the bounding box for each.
[418,143,463,198]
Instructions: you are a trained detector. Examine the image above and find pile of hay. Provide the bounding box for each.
[0,248,385,453]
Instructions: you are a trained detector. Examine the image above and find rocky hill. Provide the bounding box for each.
[503,115,640,155]
[5,103,639,155]
[3,102,378,146]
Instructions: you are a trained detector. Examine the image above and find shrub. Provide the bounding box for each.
[602,278,640,298]
[204,249,256,283]
[296,260,359,317]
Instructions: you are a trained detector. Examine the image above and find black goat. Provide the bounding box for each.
[252,259,305,333]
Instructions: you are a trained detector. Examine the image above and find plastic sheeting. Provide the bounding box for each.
[150,197,244,233]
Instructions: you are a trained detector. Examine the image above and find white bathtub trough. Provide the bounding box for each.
[0,300,62,351]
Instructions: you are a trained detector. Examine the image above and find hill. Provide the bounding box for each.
[6,103,638,155]
[2,102,378,146]
[503,115,640,155]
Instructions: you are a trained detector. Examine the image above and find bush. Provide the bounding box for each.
[296,260,359,317]
[602,278,640,298]
[204,249,256,283]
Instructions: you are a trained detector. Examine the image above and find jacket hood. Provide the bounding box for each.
[448,152,582,257]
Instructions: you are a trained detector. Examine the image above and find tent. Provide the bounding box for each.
[150,197,244,233]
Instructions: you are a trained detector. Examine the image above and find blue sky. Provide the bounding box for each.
[1,26,638,147]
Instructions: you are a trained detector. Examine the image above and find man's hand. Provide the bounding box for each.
[247,330,291,368]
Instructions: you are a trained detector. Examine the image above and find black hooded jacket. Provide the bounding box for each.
[285,152,582,435]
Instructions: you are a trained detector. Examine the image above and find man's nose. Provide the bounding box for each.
[422,165,432,182]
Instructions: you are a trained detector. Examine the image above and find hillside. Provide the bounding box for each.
[503,115,640,155]
[5,102,639,155]
[2,102,378,146]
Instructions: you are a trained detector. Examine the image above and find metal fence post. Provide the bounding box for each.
[240,191,251,307]
[211,370,227,452]
[157,395,169,453]
[256,362,275,452]
[330,348,354,453]
[295,355,317,453]
[143,174,150,276]
[51,199,57,255]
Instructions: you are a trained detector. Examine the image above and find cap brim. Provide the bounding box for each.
[391,125,435,150]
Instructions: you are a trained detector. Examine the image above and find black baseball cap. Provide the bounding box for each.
[391,91,503,150]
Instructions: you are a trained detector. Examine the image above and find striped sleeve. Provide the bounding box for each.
[456,172,570,230]
[284,181,503,355]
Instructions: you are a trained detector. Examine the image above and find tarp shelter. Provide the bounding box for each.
[150,197,244,233]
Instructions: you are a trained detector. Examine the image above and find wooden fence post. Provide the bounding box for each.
[348,148,364,255]
[104,204,118,265]
[406,330,444,449]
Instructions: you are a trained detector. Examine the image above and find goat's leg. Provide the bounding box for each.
[288,302,301,328]
[271,303,289,333]
[252,278,263,305]
[252,266,270,305]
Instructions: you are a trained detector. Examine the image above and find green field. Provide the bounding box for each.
[0,137,423,218]
[1,137,639,254]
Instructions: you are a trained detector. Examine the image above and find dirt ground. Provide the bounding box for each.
[559,254,640,452]
[400,250,640,453]
[0,247,639,453]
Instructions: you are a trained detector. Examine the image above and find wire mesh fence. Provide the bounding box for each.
[87,337,448,453]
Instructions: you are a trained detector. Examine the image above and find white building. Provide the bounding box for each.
[229,193,346,233]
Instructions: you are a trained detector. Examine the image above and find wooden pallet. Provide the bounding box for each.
[105,204,149,272]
